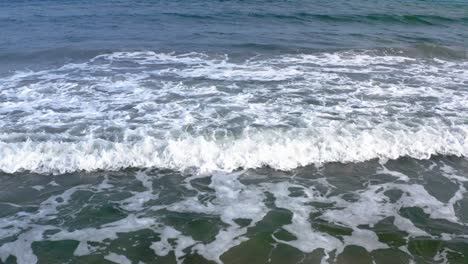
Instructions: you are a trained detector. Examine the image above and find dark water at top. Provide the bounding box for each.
[0,1,468,264]
[1,0,467,70]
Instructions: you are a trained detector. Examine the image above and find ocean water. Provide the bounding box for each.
[1,0,468,263]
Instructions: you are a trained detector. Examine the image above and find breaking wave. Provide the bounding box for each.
[1,50,467,174]
[1,125,467,174]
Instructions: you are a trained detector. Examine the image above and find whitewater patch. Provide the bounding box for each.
[0,124,467,174]
[1,50,468,174]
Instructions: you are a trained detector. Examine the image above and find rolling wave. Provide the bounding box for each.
[1,125,467,174]
[1,50,467,174]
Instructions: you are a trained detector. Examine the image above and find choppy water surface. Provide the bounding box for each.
[0,0,468,263]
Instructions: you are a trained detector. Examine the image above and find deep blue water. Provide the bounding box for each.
[1,0,467,72]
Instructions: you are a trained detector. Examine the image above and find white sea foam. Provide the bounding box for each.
[269,182,344,255]
[168,171,268,263]
[0,124,466,174]
[1,50,467,174]
[104,253,132,264]
[151,226,196,264]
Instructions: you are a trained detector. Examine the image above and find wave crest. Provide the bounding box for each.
[1,126,466,174]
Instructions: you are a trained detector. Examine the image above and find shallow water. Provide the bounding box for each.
[1,158,468,263]
[1,0,468,263]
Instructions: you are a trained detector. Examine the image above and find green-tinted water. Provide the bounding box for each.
[1,157,467,263]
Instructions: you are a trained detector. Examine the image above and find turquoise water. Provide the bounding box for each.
[0,0,468,263]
